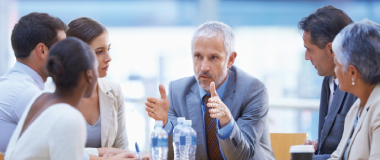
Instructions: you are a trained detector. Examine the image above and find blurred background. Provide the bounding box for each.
[1,0,380,151]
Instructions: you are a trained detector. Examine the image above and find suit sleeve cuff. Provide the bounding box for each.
[84,148,99,157]
[217,118,235,140]
[164,119,174,136]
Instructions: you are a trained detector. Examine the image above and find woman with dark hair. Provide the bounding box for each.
[67,17,132,157]
[5,37,98,160]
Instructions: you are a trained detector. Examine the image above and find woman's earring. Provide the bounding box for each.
[352,78,355,85]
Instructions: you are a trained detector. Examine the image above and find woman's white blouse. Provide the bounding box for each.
[5,100,86,160]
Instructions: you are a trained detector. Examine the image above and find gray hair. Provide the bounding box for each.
[191,21,235,56]
[332,19,380,85]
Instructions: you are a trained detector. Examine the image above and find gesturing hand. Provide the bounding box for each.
[145,84,170,126]
[207,82,232,128]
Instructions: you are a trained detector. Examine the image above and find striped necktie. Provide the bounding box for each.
[203,95,222,160]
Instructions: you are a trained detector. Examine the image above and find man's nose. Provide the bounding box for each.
[305,50,311,60]
[201,59,211,72]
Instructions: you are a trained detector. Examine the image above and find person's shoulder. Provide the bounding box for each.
[369,85,380,114]
[0,72,40,92]
[231,66,265,90]
[48,104,85,123]
[98,78,122,94]
[45,104,86,138]
[98,78,118,89]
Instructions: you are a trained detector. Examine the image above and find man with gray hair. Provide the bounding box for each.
[145,21,275,160]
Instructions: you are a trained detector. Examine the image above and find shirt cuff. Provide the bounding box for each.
[84,148,99,157]
[82,152,90,160]
[163,119,174,136]
[217,118,235,140]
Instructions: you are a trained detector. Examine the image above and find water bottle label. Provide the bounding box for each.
[151,137,158,147]
[180,136,186,145]
[157,138,168,147]
[180,136,196,145]
[192,136,197,145]
[174,133,180,142]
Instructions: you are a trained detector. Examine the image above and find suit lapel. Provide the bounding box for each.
[318,77,330,152]
[98,80,115,147]
[321,77,331,125]
[319,86,346,149]
[186,83,207,160]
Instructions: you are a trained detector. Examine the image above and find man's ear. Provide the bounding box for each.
[227,52,237,68]
[35,43,49,59]
[326,42,334,55]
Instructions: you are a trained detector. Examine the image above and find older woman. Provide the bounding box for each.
[329,20,380,160]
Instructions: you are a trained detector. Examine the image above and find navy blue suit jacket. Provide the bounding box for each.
[314,76,357,160]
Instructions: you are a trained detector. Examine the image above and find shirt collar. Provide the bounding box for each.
[199,74,230,100]
[334,78,339,86]
[13,61,45,90]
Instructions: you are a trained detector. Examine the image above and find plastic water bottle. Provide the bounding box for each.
[151,120,168,160]
[179,120,197,160]
[173,117,186,160]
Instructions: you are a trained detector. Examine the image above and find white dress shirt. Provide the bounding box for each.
[328,77,340,109]
[0,62,43,153]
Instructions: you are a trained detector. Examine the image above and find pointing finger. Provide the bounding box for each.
[210,82,218,97]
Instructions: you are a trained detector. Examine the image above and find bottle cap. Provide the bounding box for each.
[177,117,185,124]
[184,120,192,126]
[155,120,163,127]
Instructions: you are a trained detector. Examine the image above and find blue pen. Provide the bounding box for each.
[135,142,142,160]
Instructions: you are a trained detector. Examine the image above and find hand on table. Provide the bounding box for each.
[207,82,232,128]
[98,148,135,158]
[145,84,170,125]
[304,139,318,151]
[102,152,137,159]
[133,154,151,160]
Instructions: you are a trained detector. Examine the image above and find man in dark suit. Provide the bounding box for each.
[298,5,357,160]
[145,21,275,160]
